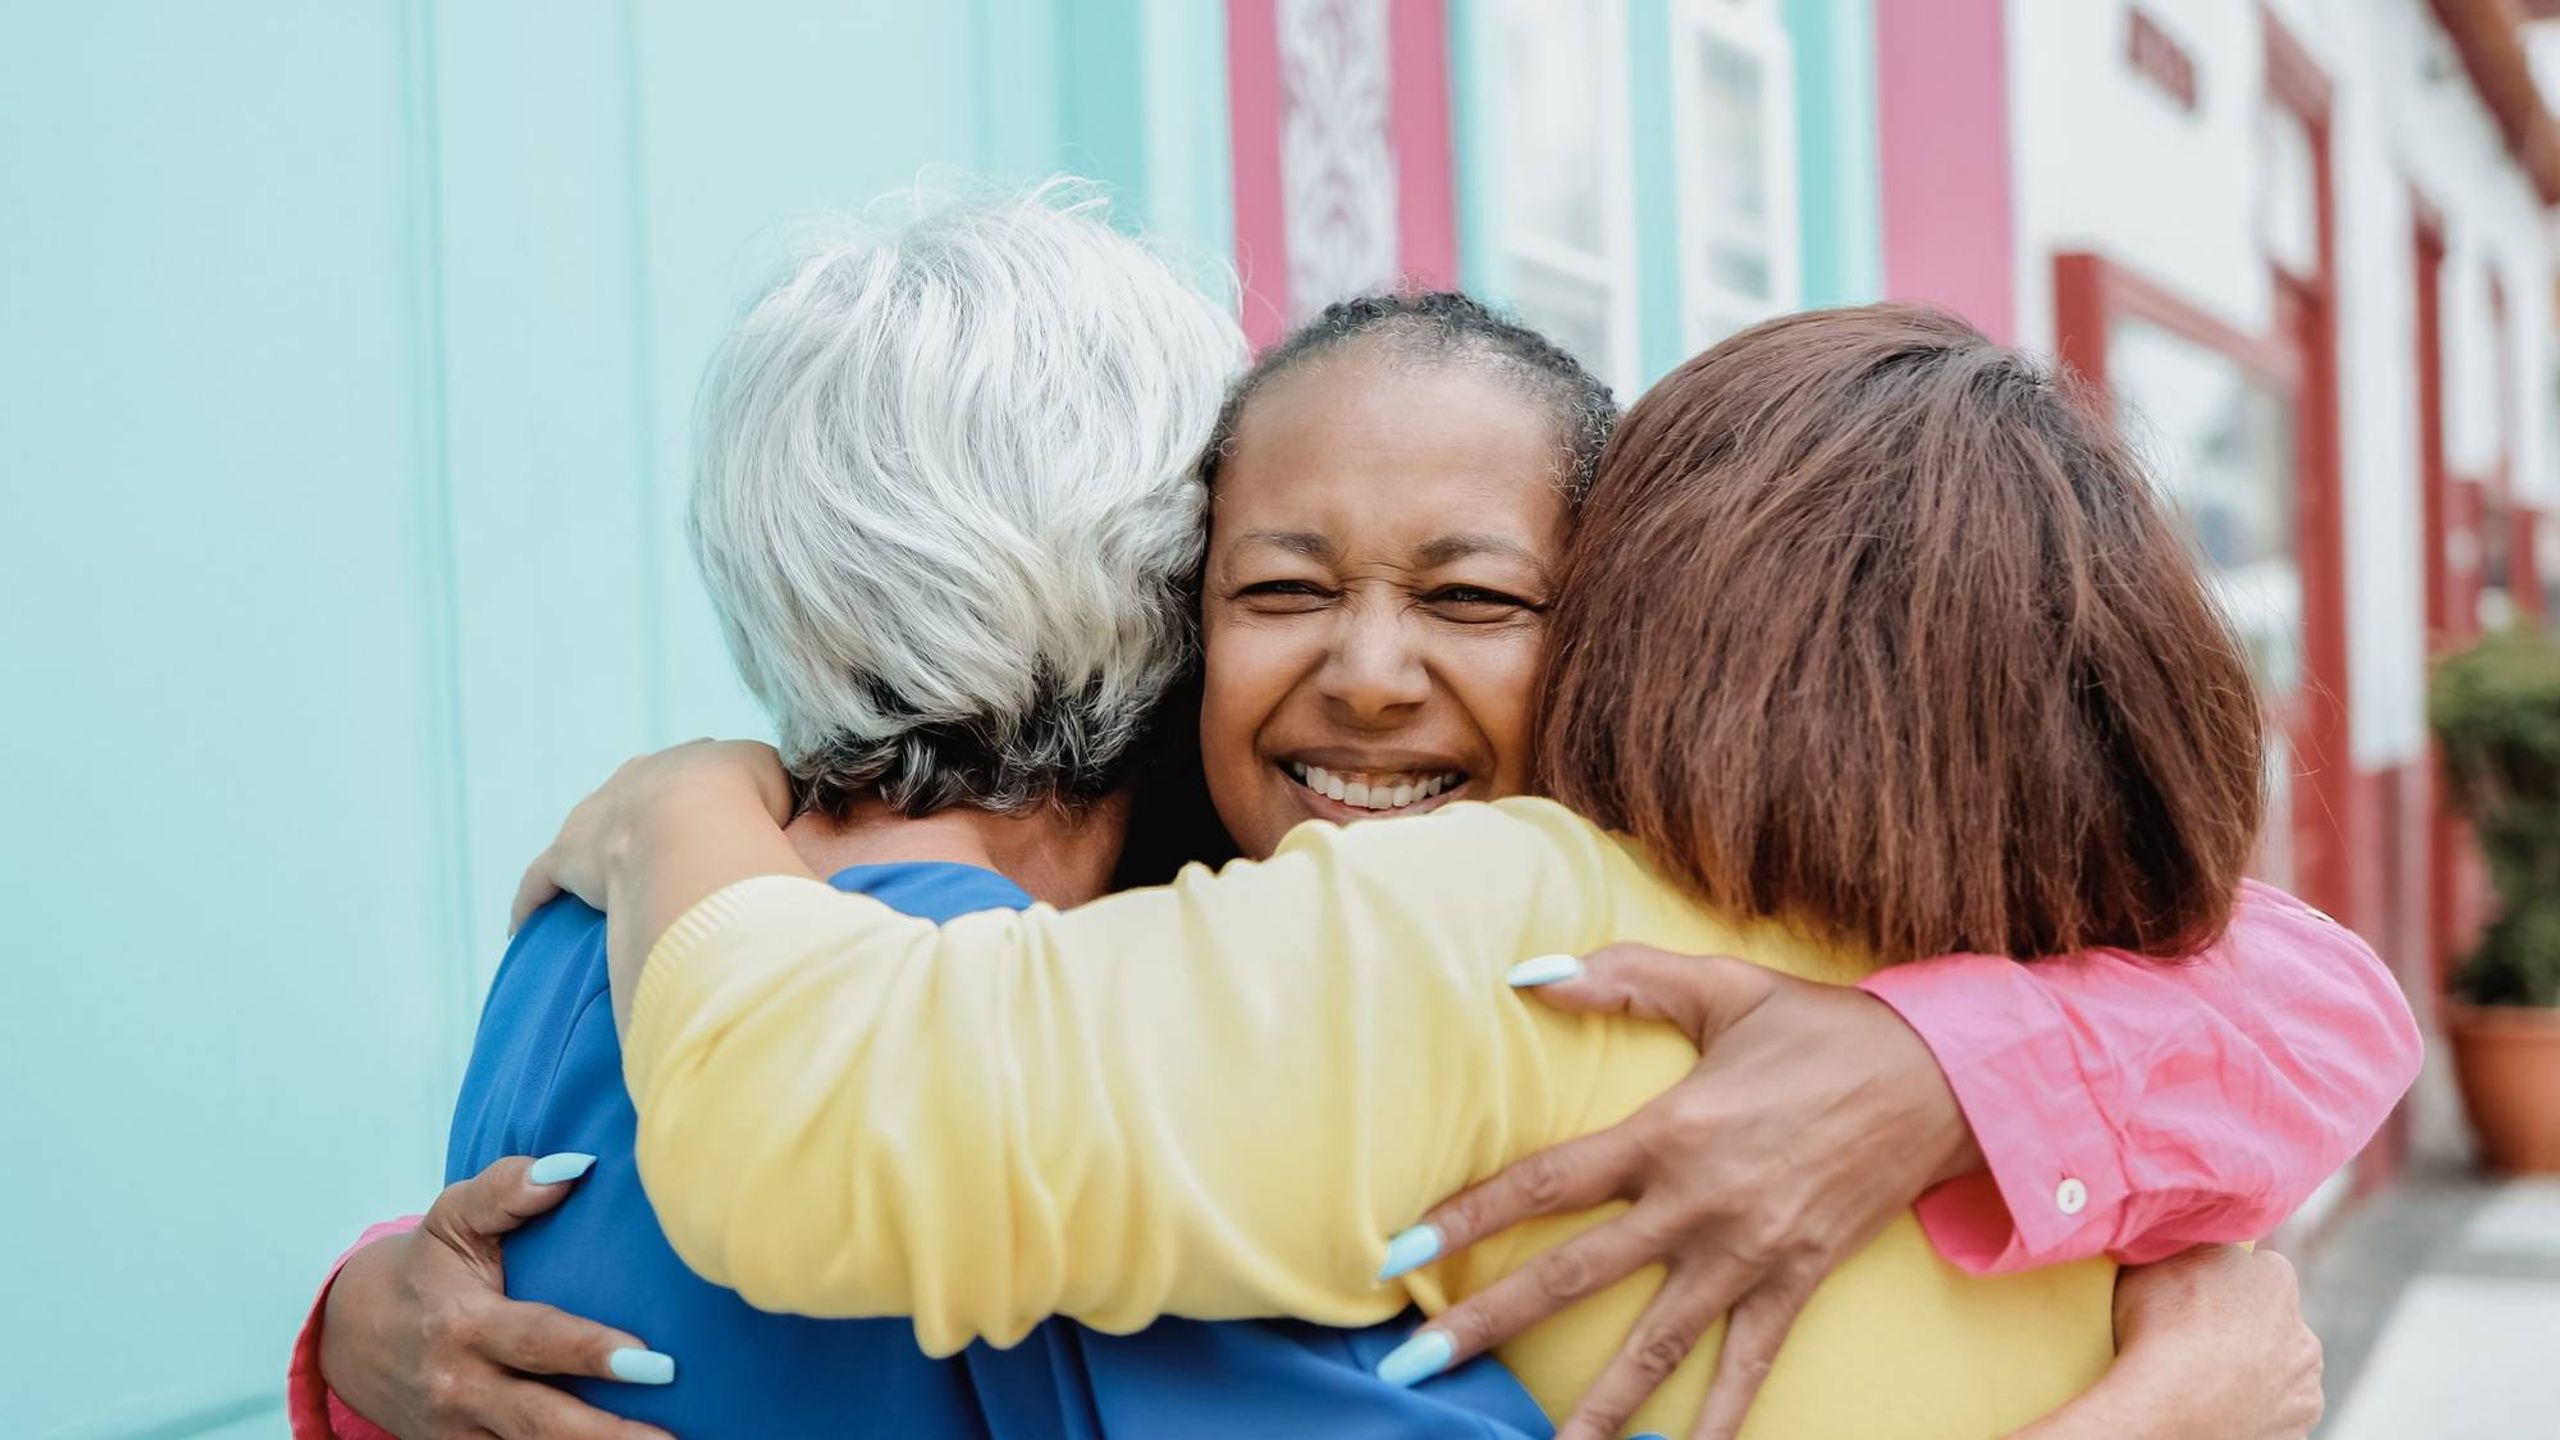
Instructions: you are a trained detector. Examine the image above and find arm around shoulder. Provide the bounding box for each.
[624,799,1640,1350]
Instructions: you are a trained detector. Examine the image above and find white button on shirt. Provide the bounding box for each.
[2055,1177,2089,1216]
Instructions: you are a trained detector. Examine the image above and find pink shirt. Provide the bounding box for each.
[1864,881,2420,1272]
[287,880,2419,1437]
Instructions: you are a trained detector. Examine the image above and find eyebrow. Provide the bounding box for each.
[1414,533,1548,570]
[1232,529,1337,560]
[1229,528,1550,574]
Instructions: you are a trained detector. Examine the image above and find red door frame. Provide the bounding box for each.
[2262,11,2357,936]
[2414,199,2465,999]
[2485,274,2542,622]
[2416,202,2450,647]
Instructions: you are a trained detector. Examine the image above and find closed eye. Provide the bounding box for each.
[1230,578,1335,612]
[1426,585,1543,616]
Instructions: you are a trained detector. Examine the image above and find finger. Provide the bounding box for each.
[1387,1128,1644,1274]
[1686,1283,1812,1440]
[476,1296,652,1380]
[426,1154,596,1256]
[485,1375,676,1440]
[1551,1263,1738,1440]
[511,845,567,936]
[1511,944,1777,1046]
[1415,1218,1666,1368]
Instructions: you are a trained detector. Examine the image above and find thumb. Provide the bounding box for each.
[424,1153,595,1260]
[1507,943,1778,1044]
[509,845,564,937]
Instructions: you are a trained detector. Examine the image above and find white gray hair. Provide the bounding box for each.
[688,184,1245,817]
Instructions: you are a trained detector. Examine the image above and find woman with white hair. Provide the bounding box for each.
[289,189,1551,1440]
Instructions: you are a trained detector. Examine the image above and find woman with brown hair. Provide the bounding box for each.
[518,305,2362,1438]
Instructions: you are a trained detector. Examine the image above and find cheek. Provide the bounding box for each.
[1198,616,1306,807]
[1200,618,1287,748]
[1451,631,1547,796]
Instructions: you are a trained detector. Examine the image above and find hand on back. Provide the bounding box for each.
[320,1157,672,1440]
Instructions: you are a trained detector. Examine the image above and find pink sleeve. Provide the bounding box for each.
[285,1216,423,1440]
[1859,881,2422,1274]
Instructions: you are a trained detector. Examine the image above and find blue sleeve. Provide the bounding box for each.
[444,896,612,1185]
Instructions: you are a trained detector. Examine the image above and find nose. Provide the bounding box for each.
[1317,600,1432,722]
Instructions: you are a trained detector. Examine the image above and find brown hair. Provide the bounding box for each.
[1538,304,2264,963]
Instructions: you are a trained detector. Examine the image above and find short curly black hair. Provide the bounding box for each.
[1199,290,1620,504]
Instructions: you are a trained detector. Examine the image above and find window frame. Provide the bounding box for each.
[1484,0,1643,393]
[1668,0,1802,351]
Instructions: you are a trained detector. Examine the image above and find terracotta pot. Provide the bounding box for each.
[2446,1002,2560,1173]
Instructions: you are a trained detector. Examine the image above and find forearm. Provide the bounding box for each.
[623,799,1639,1345]
[2005,1375,2168,1440]
[603,764,807,1033]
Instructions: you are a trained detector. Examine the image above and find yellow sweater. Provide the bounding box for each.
[625,798,2114,1437]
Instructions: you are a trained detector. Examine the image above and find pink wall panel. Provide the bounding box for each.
[1874,0,2017,342]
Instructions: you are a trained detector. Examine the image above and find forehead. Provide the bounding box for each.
[1215,350,1570,548]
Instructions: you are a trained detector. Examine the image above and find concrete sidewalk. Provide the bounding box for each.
[2308,1172,2560,1438]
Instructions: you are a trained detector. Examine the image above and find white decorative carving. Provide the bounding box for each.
[1278,0,1401,319]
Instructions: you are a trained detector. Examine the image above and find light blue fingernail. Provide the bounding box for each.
[527,1152,597,1185]
[607,1347,675,1385]
[1376,1224,1443,1281]
[1375,1329,1455,1388]
[1632,1433,1671,1439]
[1506,953,1582,988]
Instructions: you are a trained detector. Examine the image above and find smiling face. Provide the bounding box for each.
[1199,345,1571,860]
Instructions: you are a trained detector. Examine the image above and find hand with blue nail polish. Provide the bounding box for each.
[1374,942,1979,1440]
[1373,1327,1456,1389]
[319,1156,679,1440]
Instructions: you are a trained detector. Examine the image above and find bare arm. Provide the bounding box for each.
[2009,1247,2323,1440]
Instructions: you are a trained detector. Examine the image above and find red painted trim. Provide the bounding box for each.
[2515,503,2546,621]
[1874,0,2017,341]
[2261,9,2334,121]
[2052,253,2300,396]
[2413,205,2461,994]
[2416,209,2450,642]
[2349,761,2431,1190]
[2264,6,2355,933]
[1225,0,1291,349]
[1386,0,1458,290]
[2427,0,2560,204]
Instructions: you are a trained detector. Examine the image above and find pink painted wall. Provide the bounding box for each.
[1226,0,1459,350]
[1226,0,1291,348]
[1874,0,2017,342]
[1388,0,1459,290]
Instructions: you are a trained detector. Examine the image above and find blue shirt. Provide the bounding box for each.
[450,860,1554,1439]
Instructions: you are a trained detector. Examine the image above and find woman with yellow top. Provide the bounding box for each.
[534,307,2345,1437]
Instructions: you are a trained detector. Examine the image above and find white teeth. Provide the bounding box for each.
[1283,762,1465,811]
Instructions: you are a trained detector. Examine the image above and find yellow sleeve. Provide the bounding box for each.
[621,798,1640,1353]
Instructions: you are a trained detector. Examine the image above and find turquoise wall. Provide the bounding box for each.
[0,3,1225,1435]
[1783,0,1884,309]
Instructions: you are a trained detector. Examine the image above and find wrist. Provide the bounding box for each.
[608,763,774,905]
[1872,1000,1984,1187]
[1930,1111,1988,1187]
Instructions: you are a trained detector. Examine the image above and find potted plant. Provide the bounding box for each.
[2429,627,2560,1173]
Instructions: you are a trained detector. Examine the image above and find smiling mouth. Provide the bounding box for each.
[1281,761,1469,815]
